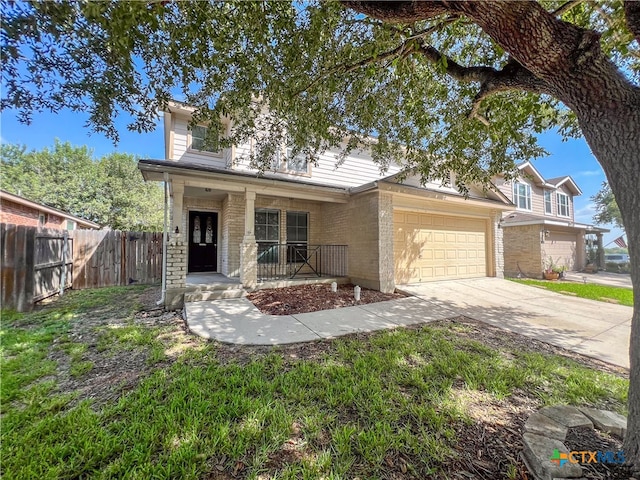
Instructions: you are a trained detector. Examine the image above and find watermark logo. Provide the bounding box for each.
[550,449,568,467]
[550,448,625,466]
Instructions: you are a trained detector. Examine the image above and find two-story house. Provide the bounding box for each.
[139,101,514,308]
[495,162,607,278]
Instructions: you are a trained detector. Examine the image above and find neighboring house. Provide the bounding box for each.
[0,190,100,230]
[139,101,513,307]
[494,162,607,278]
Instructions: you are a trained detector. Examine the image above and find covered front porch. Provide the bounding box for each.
[140,161,353,308]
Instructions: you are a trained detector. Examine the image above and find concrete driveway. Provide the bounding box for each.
[398,278,632,369]
[563,271,632,289]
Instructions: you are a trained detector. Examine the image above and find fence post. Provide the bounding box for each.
[59,230,69,296]
[23,227,36,312]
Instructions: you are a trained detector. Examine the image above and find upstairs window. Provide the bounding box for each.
[513,182,532,210]
[557,193,570,217]
[190,125,220,154]
[274,148,309,174]
[544,190,553,214]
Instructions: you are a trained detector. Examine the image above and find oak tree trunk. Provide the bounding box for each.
[342,0,640,468]
[577,100,640,467]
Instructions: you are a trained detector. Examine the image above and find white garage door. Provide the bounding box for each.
[394,211,488,283]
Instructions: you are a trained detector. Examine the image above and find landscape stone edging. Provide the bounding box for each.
[521,405,627,480]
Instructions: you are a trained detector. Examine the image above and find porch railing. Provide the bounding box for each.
[257,244,348,280]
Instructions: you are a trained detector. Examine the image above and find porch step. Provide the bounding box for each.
[184,285,247,302]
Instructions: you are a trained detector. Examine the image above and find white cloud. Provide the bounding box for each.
[576,169,603,177]
[574,202,596,224]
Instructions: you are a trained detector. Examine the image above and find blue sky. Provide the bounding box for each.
[0,107,624,245]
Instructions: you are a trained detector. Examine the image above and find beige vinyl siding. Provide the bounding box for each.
[232,145,402,188]
[171,117,228,168]
[394,211,488,283]
[397,175,475,197]
[496,176,573,218]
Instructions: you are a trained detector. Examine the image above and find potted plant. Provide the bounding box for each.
[543,257,564,280]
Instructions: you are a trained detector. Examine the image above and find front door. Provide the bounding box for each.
[188,211,218,272]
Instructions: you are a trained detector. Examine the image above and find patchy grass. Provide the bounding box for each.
[509,278,634,306]
[0,288,629,479]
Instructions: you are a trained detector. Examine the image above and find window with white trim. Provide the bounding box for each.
[255,209,280,263]
[513,182,532,210]
[190,125,220,154]
[38,213,47,227]
[544,190,553,214]
[557,193,570,217]
[274,148,309,174]
[286,212,308,262]
[66,220,76,230]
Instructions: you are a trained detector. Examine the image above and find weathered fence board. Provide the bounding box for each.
[33,230,73,302]
[1,224,163,311]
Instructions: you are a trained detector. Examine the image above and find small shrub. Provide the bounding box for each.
[605,262,631,274]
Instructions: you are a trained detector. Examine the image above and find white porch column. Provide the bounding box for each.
[597,233,605,268]
[171,181,185,240]
[165,180,187,309]
[240,190,257,289]
[576,229,586,270]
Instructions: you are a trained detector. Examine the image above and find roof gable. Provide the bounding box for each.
[516,162,582,195]
[0,190,100,228]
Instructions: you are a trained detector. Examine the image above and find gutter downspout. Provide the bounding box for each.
[157,172,169,306]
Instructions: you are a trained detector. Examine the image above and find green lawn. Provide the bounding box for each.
[1,287,629,479]
[509,278,634,306]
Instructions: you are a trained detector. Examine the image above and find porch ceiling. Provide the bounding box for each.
[184,186,227,201]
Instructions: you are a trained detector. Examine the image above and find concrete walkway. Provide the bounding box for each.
[185,278,632,368]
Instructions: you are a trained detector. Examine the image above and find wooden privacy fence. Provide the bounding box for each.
[1,224,163,311]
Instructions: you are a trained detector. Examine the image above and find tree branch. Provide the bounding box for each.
[416,43,549,124]
[624,0,640,45]
[551,0,583,17]
[294,40,413,96]
[341,1,450,23]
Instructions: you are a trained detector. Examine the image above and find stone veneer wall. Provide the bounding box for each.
[319,203,349,245]
[221,194,244,277]
[344,191,395,293]
[503,224,543,278]
[165,233,186,309]
[377,193,395,293]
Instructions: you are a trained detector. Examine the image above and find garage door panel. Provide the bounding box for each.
[544,231,577,270]
[394,211,488,283]
[421,266,434,277]
[434,266,446,277]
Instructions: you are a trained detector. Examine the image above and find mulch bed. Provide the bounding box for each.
[246,283,406,315]
[564,426,633,479]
